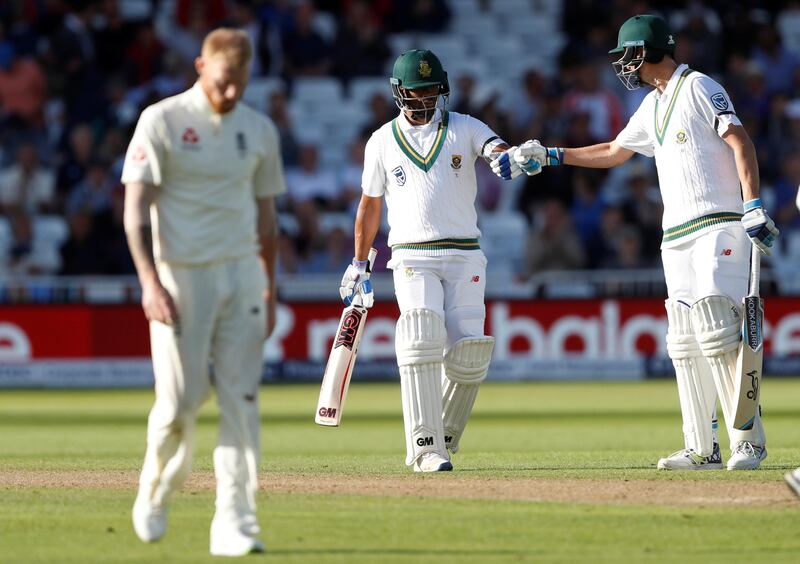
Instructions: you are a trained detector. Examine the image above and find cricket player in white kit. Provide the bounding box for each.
[122,29,285,555]
[493,15,779,470]
[341,49,521,472]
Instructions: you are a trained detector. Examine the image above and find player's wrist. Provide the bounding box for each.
[743,198,763,212]
[545,147,565,166]
[352,258,369,271]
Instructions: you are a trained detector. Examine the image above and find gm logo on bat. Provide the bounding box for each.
[334,309,364,350]
[318,407,337,418]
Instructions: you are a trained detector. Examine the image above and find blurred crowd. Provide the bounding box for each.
[0,0,799,282]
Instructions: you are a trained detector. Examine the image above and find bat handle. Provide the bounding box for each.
[749,243,760,298]
[366,247,378,273]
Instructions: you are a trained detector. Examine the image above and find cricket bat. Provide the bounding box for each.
[733,244,763,431]
[315,248,377,427]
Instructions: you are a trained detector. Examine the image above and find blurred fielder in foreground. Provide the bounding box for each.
[493,15,779,470]
[786,187,800,496]
[122,28,285,555]
[342,49,521,472]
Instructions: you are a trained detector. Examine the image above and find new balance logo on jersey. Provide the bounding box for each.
[471,275,480,282]
[721,249,732,256]
[392,165,406,186]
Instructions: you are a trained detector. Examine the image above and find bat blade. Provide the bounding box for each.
[314,304,368,427]
[733,294,763,431]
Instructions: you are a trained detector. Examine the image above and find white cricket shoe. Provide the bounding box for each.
[210,520,265,557]
[413,452,453,473]
[727,441,767,470]
[657,443,723,470]
[784,467,800,498]
[132,494,167,543]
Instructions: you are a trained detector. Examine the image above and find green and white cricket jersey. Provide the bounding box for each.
[121,82,286,265]
[362,109,502,254]
[615,64,744,249]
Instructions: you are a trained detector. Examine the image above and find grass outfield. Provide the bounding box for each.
[1,380,800,563]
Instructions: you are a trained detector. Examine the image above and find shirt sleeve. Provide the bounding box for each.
[615,98,655,157]
[464,114,503,159]
[253,119,287,198]
[690,75,742,137]
[121,105,167,186]
[361,132,386,197]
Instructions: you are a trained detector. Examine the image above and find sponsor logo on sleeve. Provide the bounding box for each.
[711,92,729,111]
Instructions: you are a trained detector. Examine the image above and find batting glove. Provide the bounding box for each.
[742,198,779,256]
[514,140,564,175]
[490,146,524,180]
[339,259,374,307]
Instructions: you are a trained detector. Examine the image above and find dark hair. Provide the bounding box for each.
[644,48,667,64]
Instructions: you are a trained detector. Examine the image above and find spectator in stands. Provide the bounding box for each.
[291,199,327,269]
[5,210,59,275]
[562,59,624,141]
[59,208,106,274]
[570,169,606,248]
[524,199,585,276]
[282,0,330,77]
[225,0,280,76]
[773,151,800,230]
[585,205,626,269]
[451,72,476,115]
[338,135,367,213]
[361,91,395,136]
[268,89,299,166]
[390,0,451,33]
[331,0,391,83]
[751,24,799,95]
[671,2,723,73]
[604,225,648,269]
[620,163,663,258]
[100,185,135,274]
[512,69,547,140]
[65,158,115,217]
[124,20,165,86]
[276,228,300,274]
[285,143,340,209]
[92,0,135,78]
[0,142,56,214]
[56,123,95,206]
[0,35,47,126]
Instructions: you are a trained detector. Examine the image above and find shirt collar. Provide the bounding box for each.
[397,108,443,132]
[656,63,689,102]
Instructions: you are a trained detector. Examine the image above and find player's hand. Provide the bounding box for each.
[141,277,179,327]
[514,140,564,175]
[339,259,374,308]
[490,146,524,180]
[742,198,779,256]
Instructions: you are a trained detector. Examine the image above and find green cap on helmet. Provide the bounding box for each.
[609,14,675,55]
[390,49,449,90]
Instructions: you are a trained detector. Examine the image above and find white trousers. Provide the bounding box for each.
[662,225,764,448]
[138,254,267,528]
[388,251,488,346]
[662,226,750,304]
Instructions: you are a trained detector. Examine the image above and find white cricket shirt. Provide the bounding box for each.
[362,109,501,254]
[615,64,744,248]
[121,82,286,265]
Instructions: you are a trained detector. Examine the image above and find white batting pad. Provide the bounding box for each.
[666,300,717,456]
[442,337,495,454]
[396,309,447,466]
[691,296,765,448]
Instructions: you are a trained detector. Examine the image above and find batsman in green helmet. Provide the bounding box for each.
[340,49,527,473]
[492,14,779,471]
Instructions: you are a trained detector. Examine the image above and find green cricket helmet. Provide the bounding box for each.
[610,14,676,90]
[390,49,450,120]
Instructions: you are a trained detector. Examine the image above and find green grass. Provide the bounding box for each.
[2,380,800,563]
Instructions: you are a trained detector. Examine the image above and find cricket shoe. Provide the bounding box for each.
[784,467,800,498]
[727,441,767,470]
[132,494,168,543]
[210,519,265,557]
[413,452,453,472]
[657,443,723,470]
